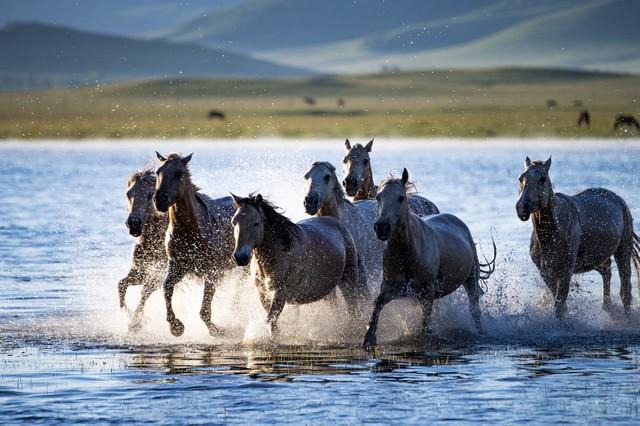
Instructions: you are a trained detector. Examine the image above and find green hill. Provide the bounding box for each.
[0,22,309,90]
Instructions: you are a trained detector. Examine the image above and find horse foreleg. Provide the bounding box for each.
[594,258,613,312]
[129,276,161,331]
[200,273,221,336]
[417,280,436,337]
[266,291,286,337]
[554,272,572,319]
[117,267,143,310]
[163,261,186,336]
[363,281,399,350]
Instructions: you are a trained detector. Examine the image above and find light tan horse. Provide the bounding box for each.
[231,193,366,335]
[516,156,640,318]
[154,152,236,337]
[363,169,495,349]
[342,139,440,216]
[118,169,167,329]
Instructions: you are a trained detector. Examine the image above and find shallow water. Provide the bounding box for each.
[1,138,640,424]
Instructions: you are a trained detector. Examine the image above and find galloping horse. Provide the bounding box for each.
[363,169,495,349]
[231,193,366,335]
[118,169,167,328]
[154,152,236,336]
[342,139,440,216]
[516,157,640,317]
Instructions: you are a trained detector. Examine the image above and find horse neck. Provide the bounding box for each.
[168,181,200,235]
[354,167,376,200]
[532,195,558,246]
[253,218,294,275]
[318,187,346,219]
[387,207,417,256]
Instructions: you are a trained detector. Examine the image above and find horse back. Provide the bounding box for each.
[408,194,440,216]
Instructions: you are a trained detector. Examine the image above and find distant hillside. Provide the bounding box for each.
[164,0,640,74]
[0,22,309,90]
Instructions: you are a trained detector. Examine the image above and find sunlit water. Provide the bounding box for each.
[1,139,639,424]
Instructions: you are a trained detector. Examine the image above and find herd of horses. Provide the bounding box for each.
[119,139,640,348]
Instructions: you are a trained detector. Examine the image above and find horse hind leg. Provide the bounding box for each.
[338,244,368,321]
[462,267,483,333]
[614,245,633,315]
[594,258,613,313]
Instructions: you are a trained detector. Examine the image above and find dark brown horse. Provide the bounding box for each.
[118,169,168,329]
[154,152,236,336]
[577,110,590,128]
[363,169,495,349]
[516,157,640,318]
[208,110,225,120]
[614,114,640,131]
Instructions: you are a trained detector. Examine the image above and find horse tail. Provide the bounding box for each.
[632,232,640,301]
[477,233,497,284]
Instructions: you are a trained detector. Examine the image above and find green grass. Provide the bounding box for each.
[1,67,639,140]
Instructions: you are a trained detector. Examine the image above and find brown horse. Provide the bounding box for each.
[342,139,440,216]
[231,193,366,336]
[154,152,236,337]
[516,157,640,318]
[118,169,168,328]
[614,114,640,131]
[577,110,590,128]
[363,169,495,349]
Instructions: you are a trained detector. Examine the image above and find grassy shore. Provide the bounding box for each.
[1,68,639,139]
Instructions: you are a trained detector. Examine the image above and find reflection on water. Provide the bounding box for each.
[1,139,640,423]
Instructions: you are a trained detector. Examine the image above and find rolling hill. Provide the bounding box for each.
[0,22,309,90]
[163,0,640,74]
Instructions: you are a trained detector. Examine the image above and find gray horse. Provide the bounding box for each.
[516,156,640,318]
[154,152,236,337]
[118,169,168,329]
[231,193,366,335]
[342,139,440,216]
[363,169,495,349]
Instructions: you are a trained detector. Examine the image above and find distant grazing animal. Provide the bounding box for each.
[337,98,345,107]
[303,96,316,106]
[231,193,367,335]
[546,99,558,108]
[613,114,640,131]
[154,152,236,337]
[516,157,640,318]
[208,110,225,120]
[574,100,584,108]
[342,139,440,215]
[577,110,591,128]
[363,169,495,349]
[118,169,168,329]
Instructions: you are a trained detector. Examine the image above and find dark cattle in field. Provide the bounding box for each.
[337,98,345,107]
[303,96,316,106]
[577,110,590,128]
[613,114,640,131]
[208,110,225,120]
[546,99,557,108]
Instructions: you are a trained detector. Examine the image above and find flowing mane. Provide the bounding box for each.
[128,168,155,186]
[239,194,300,251]
[378,171,418,195]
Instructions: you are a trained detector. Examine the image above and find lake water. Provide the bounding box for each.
[1,139,639,424]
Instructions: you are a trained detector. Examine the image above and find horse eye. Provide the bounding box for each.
[363,159,369,165]
[147,194,153,200]
[343,158,348,164]
[539,177,546,184]
[253,222,259,227]
[398,196,405,203]
[324,175,330,182]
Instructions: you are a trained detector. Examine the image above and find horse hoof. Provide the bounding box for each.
[128,320,143,333]
[363,335,377,351]
[207,324,221,336]
[169,319,185,337]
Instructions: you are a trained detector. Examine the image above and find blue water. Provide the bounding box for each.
[1,139,639,424]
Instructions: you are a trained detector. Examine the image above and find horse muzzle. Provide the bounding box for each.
[154,193,171,213]
[374,221,391,241]
[233,247,252,266]
[303,194,319,215]
[515,200,531,222]
[343,177,358,196]
[126,217,143,237]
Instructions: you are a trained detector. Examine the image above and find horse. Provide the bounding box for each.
[231,193,366,335]
[516,157,640,318]
[118,169,168,328]
[154,152,236,337]
[614,114,640,131]
[342,139,440,216]
[363,169,495,349]
[208,110,225,120]
[577,110,590,128]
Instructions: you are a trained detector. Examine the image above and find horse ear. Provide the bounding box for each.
[401,168,409,185]
[230,192,242,208]
[344,139,351,150]
[365,138,374,152]
[524,156,531,168]
[156,151,167,162]
[181,153,193,166]
[256,193,263,204]
[543,156,552,172]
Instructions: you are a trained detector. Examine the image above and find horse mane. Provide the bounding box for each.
[238,194,300,252]
[312,161,353,207]
[378,171,418,195]
[128,167,155,186]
